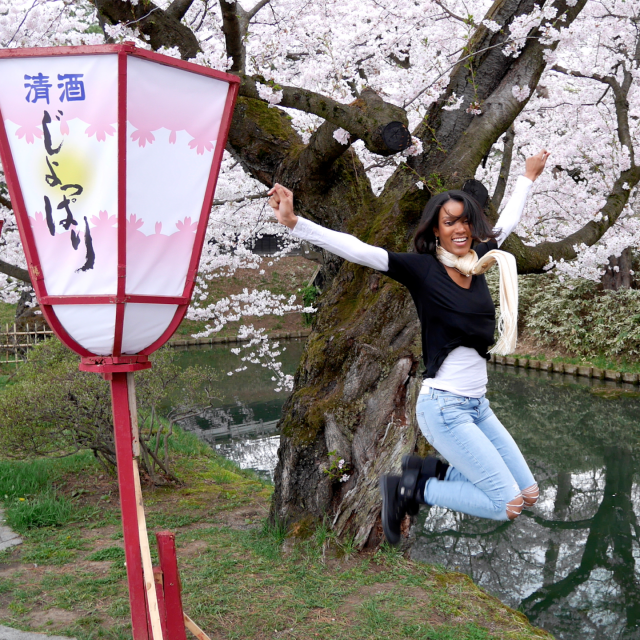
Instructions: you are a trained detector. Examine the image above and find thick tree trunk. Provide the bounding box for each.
[272,256,423,547]
[601,247,634,291]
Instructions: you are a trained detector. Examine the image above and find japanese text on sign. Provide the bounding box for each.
[24,73,86,104]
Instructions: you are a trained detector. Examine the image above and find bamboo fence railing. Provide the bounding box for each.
[0,322,53,364]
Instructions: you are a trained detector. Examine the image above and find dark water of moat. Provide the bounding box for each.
[171,339,306,481]
[175,342,640,640]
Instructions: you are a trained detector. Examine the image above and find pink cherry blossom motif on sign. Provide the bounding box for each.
[130,129,155,148]
[28,210,118,296]
[126,56,229,155]
[125,214,199,296]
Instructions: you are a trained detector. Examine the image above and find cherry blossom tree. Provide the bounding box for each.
[0,0,639,545]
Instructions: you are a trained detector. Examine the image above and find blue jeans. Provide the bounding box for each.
[416,388,536,521]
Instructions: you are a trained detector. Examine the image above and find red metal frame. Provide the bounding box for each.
[0,43,240,360]
[40,295,189,305]
[153,566,168,638]
[111,371,150,640]
[156,531,188,640]
[113,49,129,358]
[0,43,239,84]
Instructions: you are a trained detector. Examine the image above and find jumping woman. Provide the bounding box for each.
[268,150,549,544]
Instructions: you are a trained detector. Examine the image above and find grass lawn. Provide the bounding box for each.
[0,429,552,640]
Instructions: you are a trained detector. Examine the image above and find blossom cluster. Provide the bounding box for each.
[0,0,638,383]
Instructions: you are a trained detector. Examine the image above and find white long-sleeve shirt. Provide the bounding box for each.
[290,176,533,397]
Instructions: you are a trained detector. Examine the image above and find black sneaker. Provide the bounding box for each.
[380,468,421,545]
[399,456,423,516]
[401,455,448,480]
[379,475,403,545]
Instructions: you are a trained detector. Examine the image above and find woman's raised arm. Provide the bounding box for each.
[268,184,389,272]
[494,150,550,246]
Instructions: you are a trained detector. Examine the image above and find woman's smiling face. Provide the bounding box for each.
[434,199,473,256]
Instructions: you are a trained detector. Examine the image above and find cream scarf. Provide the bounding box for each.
[436,245,518,355]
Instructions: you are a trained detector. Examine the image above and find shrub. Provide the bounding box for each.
[487,270,640,360]
[0,340,221,484]
[0,459,50,499]
[523,276,640,359]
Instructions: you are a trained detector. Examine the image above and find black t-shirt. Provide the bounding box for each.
[382,241,497,378]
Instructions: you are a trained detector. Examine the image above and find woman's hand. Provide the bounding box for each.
[268,183,298,229]
[524,150,550,182]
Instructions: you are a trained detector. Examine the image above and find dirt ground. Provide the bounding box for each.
[174,255,319,339]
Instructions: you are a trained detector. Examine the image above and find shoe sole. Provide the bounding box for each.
[379,476,401,546]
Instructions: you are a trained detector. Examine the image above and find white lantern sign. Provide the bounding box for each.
[0,44,239,363]
[0,44,240,640]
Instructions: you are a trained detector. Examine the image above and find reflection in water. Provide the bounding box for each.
[173,341,306,481]
[181,400,281,481]
[411,364,640,640]
[214,435,280,482]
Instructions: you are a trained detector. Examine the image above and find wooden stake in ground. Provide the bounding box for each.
[184,614,212,640]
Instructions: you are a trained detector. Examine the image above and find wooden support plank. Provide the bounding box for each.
[110,372,150,640]
[127,372,141,457]
[184,614,212,640]
[132,454,164,640]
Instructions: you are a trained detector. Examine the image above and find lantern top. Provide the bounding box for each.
[0,44,239,364]
[0,42,240,85]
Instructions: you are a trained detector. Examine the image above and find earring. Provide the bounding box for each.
[435,236,440,247]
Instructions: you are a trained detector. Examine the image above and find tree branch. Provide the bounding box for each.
[218,0,270,74]
[412,0,589,183]
[226,95,374,231]
[212,192,268,206]
[165,0,197,21]
[219,0,248,74]
[552,29,638,165]
[433,0,467,23]
[0,258,30,284]
[0,193,12,210]
[490,125,515,217]
[240,79,410,156]
[226,96,303,187]
[91,0,200,59]
[297,122,354,176]
[247,0,270,21]
[551,64,613,86]
[504,166,640,271]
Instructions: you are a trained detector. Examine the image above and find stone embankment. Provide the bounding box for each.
[0,508,21,553]
[168,329,312,348]
[169,330,639,385]
[490,353,640,385]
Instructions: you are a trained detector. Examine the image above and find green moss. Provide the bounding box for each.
[237,96,297,140]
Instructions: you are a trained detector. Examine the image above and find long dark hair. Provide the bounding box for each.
[413,189,498,255]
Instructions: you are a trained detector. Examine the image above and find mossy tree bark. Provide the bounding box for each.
[1,0,637,546]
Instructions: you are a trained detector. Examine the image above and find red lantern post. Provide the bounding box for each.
[0,44,239,639]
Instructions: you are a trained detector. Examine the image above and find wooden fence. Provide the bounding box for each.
[0,323,54,364]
